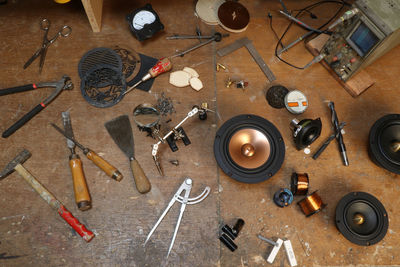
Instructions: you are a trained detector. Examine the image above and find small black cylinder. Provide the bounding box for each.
[232,219,245,237]
[219,233,237,252]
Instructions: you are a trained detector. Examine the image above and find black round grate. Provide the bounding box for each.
[78,47,123,79]
[80,64,126,108]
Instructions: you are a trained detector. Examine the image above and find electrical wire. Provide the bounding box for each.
[271,0,350,69]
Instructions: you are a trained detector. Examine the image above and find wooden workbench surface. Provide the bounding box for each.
[0,1,399,266]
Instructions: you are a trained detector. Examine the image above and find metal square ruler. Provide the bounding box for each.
[217,37,276,82]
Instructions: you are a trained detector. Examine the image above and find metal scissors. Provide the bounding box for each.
[24,18,72,73]
[144,178,210,258]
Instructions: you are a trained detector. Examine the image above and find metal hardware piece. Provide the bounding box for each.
[257,235,278,247]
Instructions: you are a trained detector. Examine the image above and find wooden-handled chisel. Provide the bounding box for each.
[61,111,91,211]
[51,123,123,182]
[105,115,151,194]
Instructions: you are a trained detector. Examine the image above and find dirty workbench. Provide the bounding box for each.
[0,0,400,266]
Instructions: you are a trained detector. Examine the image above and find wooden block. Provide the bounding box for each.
[81,0,103,32]
[306,34,375,97]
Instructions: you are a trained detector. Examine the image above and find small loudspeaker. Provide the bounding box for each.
[214,114,285,183]
[369,114,400,174]
[335,192,388,246]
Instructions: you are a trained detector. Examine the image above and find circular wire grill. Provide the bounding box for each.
[78,47,123,79]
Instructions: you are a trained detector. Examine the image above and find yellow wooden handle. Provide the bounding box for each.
[69,158,91,211]
[86,150,123,181]
[130,159,151,194]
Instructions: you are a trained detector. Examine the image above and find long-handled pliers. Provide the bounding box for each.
[1,75,73,138]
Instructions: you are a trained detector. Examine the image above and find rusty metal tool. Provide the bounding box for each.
[169,32,226,58]
[61,111,91,211]
[123,57,172,96]
[0,149,94,242]
[105,115,151,194]
[144,178,210,258]
[51,123,123,182]
[1,75,73,138]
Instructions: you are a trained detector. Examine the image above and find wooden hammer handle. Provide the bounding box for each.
[85,150,123,181]
[13,164,94,242]
[130,159,151,194]
[69,157,91,211]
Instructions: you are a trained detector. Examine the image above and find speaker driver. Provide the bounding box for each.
[335,192,388,246]
[214,114,285,183]
[369,114,400,174]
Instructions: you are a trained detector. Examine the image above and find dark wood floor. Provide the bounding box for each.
[0,0,399,266]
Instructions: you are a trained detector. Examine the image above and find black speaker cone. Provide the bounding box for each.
[214,114,285,183]
[369,114,400,174]
[336,192,388,246]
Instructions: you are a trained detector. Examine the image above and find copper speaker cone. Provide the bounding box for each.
[228,129,271,169]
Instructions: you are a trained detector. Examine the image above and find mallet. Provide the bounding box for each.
[0,149,94,242]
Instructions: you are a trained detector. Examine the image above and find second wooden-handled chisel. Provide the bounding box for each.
[62,111,91,211]
[51,123,123,182]
[105,115,151,194]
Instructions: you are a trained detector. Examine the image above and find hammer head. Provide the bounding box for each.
[0,149,31,180]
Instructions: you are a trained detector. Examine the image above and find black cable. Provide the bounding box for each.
[272,0,349,69]
[268,12,285,49]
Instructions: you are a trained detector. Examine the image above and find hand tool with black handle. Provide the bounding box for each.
[105,115,151,194]
[1,75,73,138]
[62,111,91,211]
[51,123,123,182]
[0,149,94,242]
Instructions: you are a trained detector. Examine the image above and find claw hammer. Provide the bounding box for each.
[0,149,94,242]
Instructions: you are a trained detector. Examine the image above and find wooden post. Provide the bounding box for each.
[81,0,103,32]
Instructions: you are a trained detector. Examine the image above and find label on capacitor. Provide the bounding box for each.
[284,90,308,114]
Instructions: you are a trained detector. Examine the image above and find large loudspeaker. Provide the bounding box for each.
[335,192,388,246]
[369,114,400,174]
[214,114,285,183]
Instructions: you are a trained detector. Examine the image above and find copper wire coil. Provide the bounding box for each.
[291,172,309,195]
[298,191,326,217]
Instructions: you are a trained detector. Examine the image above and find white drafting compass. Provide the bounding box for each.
[127,4,164,41]
[144,178,210,258]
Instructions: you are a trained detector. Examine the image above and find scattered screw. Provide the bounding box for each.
[258,234,278,246]
[169,160,179,166]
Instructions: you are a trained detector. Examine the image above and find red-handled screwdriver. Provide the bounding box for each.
[123,57,172,95]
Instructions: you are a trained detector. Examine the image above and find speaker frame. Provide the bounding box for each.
[369,114,400,174]
[214,114,285,183]
[335,192,388,246]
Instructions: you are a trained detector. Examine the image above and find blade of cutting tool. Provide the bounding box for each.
[105,115,151,193]
[62,111,75,150]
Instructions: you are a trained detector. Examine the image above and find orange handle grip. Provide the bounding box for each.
[69,157,91,211]
[149,58,172,77]
[58,205,94,242]
[86,150,123,181]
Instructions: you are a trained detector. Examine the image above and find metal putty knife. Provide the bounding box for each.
[105,115,151,193]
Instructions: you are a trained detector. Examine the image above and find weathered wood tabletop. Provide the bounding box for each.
[0,0,399,266]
